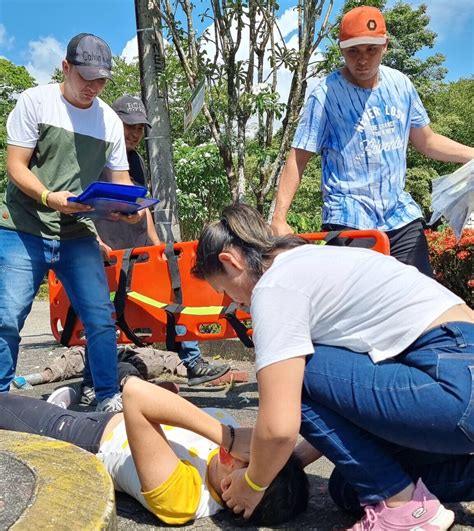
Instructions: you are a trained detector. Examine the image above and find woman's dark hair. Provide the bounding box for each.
[192,203,306,281]
[232,454,310,526]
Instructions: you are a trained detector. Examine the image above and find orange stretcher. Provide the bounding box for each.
[49,230,390,348]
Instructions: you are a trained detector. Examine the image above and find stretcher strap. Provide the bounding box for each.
[60,305,78,347]
[164,243,183,353]
[114,248,147,347]
[223,302,254,348]
[323,230,354,246]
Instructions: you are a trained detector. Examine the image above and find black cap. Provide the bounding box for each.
[66,33,113,80]
[112,95,151,126]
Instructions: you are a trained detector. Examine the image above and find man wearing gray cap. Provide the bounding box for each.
[81,95,229,402]
[1,33,142,412]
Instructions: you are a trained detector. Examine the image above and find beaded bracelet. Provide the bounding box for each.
[244,470,268,492]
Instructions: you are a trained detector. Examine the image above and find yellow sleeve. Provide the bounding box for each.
[142,460,202,525]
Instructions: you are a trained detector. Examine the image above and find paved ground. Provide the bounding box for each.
[5,301,474,530]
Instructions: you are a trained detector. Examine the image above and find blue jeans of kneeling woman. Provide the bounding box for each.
[300,322,474,506]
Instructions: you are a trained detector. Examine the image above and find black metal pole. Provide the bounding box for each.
[134,0,181,242]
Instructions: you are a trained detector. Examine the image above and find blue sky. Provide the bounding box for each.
[1,0,473,86]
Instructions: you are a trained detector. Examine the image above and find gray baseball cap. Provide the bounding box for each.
[112,95,151,126]
[66,33,113,80]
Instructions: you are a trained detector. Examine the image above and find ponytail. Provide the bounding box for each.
[192,204,306,280]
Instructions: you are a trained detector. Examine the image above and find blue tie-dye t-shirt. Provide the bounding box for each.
[292,65,430,231]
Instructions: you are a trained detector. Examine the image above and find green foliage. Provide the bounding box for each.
[50,67,63,83]
[36,279,50,301]
[240,84,286,120]
[406,77,474,190]
[173,140,231,239]
[430,78,474,147]
[0,59,36,193]
[286,157,323,233]
[405,166,438,219]
[416,77,474,176]
[100,57,142,105]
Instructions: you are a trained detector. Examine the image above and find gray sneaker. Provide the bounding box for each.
[96,392,123,412]
[187,359,230,386]
[47,386,78,410]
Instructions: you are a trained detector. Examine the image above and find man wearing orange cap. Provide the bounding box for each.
[272,6,474,277]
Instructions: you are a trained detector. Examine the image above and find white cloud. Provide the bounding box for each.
[0,24,15,49]
[25,36,65,84]
[120,35,170,63]
[121,36,139,63]
[277,7,299,39]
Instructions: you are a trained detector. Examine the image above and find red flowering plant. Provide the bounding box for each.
[425,227,473,308]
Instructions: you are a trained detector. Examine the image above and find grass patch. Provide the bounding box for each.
[36,281,49,301]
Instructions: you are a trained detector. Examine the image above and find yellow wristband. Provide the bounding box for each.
[244,470,268,492]
[41,190,51,207]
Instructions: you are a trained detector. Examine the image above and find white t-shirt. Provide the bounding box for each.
[97,408,237,520]
[251,245,463,370]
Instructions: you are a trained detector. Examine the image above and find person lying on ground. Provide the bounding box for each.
[0,374,309,526]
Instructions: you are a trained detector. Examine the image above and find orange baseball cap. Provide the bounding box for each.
[339,6,387,49]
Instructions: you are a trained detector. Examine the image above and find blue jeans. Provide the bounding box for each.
[0,229,118,401]
[177,342,201,369]
[300,322,474,505]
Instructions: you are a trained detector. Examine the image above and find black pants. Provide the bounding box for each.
[322,219,433,277]
[0,393,115,453]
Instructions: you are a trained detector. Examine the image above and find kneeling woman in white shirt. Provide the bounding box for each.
[192,203,474,531]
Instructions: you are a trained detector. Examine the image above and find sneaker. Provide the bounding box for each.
[79,384,96,406]
[349,479,455,530]
[186,358,230,386]
[96,392,123,413]
[47,386,78,410]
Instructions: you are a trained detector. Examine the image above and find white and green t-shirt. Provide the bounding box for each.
[3,83,129,239]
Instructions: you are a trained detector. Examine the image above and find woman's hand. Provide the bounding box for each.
[221,468,264,519]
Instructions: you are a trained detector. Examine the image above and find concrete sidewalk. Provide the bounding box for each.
[4,301,474,530]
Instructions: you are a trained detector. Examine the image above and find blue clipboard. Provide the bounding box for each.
[68,182,159,220]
